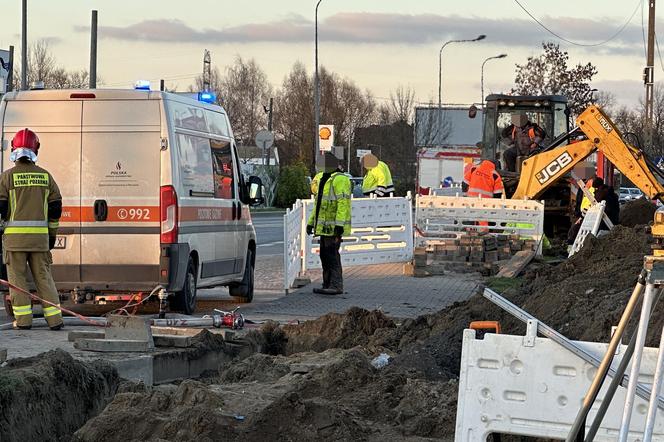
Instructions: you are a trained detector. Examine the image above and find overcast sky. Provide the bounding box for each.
[0,0,655,107]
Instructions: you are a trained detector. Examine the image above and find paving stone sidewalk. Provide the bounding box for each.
[242,261,482,322]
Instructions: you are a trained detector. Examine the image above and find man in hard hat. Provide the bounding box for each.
[501,112,546,172]
[0,129,63,330]
[306,152,351,295]
[361,153,394,197]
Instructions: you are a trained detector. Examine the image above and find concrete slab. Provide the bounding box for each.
[1,326,243,385]
[74,339,154,352]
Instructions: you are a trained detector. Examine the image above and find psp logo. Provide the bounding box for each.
[595,113,613,134]
[535,152,574,185]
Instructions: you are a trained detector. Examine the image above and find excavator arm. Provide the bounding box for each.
[512,105,664,202]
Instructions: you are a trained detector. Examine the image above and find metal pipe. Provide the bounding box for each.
[7,45,14,92]
[644,324,664,440]
[89,10,97,89]
[565,271,646,442]
[619,281,657,442]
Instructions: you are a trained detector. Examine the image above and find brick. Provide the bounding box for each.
[484,250,499,263]
[153,334,193,348]
[68,330,105,342]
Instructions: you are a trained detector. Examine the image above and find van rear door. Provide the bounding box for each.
[80,99,161,289]
[2,99,82,285]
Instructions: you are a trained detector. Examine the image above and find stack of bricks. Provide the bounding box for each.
[407,232,539,277]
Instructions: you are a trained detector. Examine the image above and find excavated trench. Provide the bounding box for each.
[1,205,658,441]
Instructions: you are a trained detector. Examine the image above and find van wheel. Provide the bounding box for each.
[229,250,254,303]
[172,258,197,315]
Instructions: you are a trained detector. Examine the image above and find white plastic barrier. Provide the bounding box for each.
[568,201,606,257]
[416,195,545,254]
[283,196,414,290]
[302,196,414,270]
[283,200,305,291]
[455,329,664,441]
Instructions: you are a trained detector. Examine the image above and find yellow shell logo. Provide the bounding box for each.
[319,127,332,140]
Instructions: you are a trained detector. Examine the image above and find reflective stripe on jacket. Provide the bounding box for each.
[0,162,62,251]
[308,172,352,236]
[467,160,504,198]
[362,161,394,196]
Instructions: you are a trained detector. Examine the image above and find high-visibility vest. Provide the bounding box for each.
[512,126,537,142]
[466,161,504,198]
[0,162,62,251]
[362,161,394,196]
[580,186,596,213]
[309,172,352,236]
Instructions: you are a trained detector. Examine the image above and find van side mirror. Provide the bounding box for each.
[247,176,264,206]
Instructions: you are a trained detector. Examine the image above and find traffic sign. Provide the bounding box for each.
[318,125,334,151]
[356,148,371,158]
[255,130,274,149]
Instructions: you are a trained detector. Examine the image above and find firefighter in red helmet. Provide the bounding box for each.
[0,128,63,330]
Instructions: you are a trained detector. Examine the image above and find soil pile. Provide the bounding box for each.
[281,306,395,354]
[75,348,458,441]
[0,349,119,442]
[620,198,657,227]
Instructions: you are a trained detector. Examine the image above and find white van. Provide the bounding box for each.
[0,89,263,314]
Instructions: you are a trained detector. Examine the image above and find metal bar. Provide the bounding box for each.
[483,287,664,410]
[619,282,656,441]
[566,271,646,441]
[21,0,27,90]
[645,324,664,440]
[89,10,98,89]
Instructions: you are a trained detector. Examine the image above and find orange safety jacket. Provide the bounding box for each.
[464,160,504,198]
[511,125,537,142]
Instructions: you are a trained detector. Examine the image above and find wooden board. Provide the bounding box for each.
[496,250,536,278]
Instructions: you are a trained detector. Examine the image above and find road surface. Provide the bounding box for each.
[253,211,284,257]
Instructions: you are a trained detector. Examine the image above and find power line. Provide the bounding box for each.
[656,34,664,73]
[103,73,199,87]
[514,0,642,47]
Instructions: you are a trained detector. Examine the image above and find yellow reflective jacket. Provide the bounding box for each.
[0,161,62,252]
[580,187,596,214]
[308,172,352,236]
[362,161,394,196]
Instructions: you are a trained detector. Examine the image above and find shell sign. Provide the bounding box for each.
[318,125,334,151]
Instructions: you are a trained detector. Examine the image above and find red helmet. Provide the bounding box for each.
[11,128,40,153]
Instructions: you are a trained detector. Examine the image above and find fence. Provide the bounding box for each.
[283,196,414,291]
[455,329,664,440]
[416,195,545,254]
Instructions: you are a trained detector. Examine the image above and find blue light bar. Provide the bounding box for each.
[198,91,216,104]
[134,80,151,91]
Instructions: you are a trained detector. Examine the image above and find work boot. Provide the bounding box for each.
[313,286,328,294]
[12,321,31,330]
[49,323,64,331]
[318,288,343,295]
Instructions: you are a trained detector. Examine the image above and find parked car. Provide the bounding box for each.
[0,88,264,314]
[619,187,644,204]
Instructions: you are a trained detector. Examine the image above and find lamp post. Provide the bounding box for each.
[314,0,323,169]
[438,34,485,108]
[481,54,507,109]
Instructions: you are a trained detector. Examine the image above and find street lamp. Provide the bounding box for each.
[481,54,508,109]
[314,0,324,169]
[438,34,485,108]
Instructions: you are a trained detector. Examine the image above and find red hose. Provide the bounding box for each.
[0,278,106,327]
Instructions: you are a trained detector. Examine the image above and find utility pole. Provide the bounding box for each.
[89,10,98,89]
[645,0,656,147]
[265,98,273,165]
[21,0,27,90]
[203,49,211,91]
[314,0,323,171]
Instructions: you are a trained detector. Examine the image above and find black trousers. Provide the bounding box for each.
[503,146,518,172]
[319,235,343,290]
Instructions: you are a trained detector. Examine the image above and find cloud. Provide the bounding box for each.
[75,12,648,55]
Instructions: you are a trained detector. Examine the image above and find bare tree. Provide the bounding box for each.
[512,42,598,116]
[388,85,415,123]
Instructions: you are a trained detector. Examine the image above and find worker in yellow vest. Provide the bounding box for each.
[361,154,394,197]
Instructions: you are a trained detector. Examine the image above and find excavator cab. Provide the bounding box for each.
[481,94,570,169]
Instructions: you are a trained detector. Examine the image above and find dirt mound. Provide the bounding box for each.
[282,307,395,354]
[0,349,119,442]
[620,198,657,227]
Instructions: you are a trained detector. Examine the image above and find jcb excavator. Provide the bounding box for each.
[511,105,664,208]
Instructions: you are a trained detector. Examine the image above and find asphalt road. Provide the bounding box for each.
[253,211,285,256]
